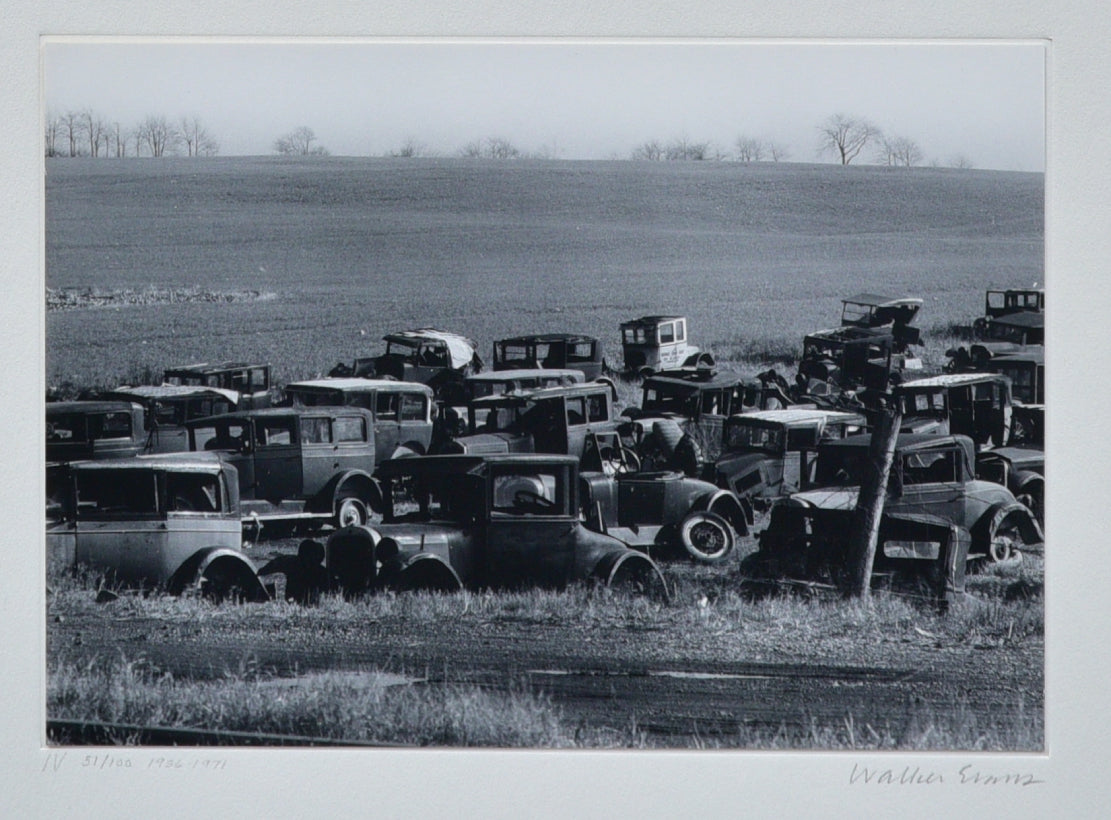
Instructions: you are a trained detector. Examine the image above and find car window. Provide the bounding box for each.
[586,394,608,423]
[700,390,722,416]
[902,449,958,485]
[399,394,427,422]
[166,473,221,513]
[569,342,594,362]
[94,411,133,440]
[196,419,251,451]
[249,368,269,391]
[675,320,686,342]
[334,416,367,443]
[75,469,159,517]
[376,392,399,420]
[301,417,332,444]
[786,426,818,450]
[658,322,675,344]
[491,470,565,515]
[258,419,296,447]
[566,397,587,426]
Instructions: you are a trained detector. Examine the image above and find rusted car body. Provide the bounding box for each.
[985,349,1044,446]
[705,409,866,508]
[751,431,1044,573]
[46,454,268,600]
[163,362,272,410]
[104,385,239,454]
[896,373,1013,449]
[980,287,1045,323]
[438,382,634,472]
[187,407,381,530]
[839,293,923,349]
[46,400,147,463]
[324,454,667,597]
[580,469,750,564]
[333,329,482,403]
[619,315,711,377]
[492,334,604,381]
[282,377,435,462]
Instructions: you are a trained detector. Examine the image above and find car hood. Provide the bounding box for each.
[449,432,531,455]
[790,487,859,510]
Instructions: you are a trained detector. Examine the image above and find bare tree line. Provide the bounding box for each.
[45,109,218,158]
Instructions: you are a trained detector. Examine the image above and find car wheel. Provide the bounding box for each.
[199,562,253,604]
[335,496,369,529]
[1015,486,1043,526]
[987,515,1028,565]
[678,511,735,564]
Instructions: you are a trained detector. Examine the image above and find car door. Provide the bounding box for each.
[332,413,377,475]
[398,390,433,453]
[253,416,302,502]
[892,446,964,522]
[483,464,577,588]
[299,415,337,497]
[72,468,167,584]
[374,390,402,461]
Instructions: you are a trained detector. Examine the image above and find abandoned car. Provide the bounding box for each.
[492,334,605,381]
[985,350,1044,445]
[579,469,750,564]
[437,382,637,472]
[838,293,923,348]
[764,432,1040,562]
[324,454,668,597]
[187,407,381,530]
[104,384,239,454]
[975,446,1044,525]
[797,322,922,398]
[163,361,272,409]
[46,454,269,601]
[619,315,712,377]
[973,287,1045,336]
[459,368,585,403]
[282,377,435,462]
[896,373,1013,449]
[330,328,482,403]
[704,408,867,508]
[47,400,147,463]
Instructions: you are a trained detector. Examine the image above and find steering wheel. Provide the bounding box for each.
[514,489,555,511]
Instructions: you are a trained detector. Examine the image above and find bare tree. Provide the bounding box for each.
[767,142,790,162]
[137,115,181,157]
[61,110,80,157]
[44,111,61,157]
[665,138,713,161]
[735,136,765,163]
[877,135,923,167]
[818,114,882,165]
[80,109,107,158]
[110,123,127,158]
[274,126,325,156]
[180,116,219,157]
[631,140,664,161]
[485,137,520,159]
[390,137,431,158]
[948,154,975,170]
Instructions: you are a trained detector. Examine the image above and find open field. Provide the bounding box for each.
[45,156,1045,748]
[45,156,1043,389]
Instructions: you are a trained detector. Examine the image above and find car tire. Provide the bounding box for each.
[986,513,1029,565]
[335,496,369,529]
[678,511,735,564]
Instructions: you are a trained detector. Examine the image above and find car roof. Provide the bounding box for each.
[108,384,241,404]
[47,400,141,414]
[164,361,268,373]
[989,349,1045,366]
[843,294,924,308]
[376,452,578,477]
[382,328,478,367]
[805,325,892,341]
[471,382,612,405]
[467,368,583,382]
[989,311,1045,328]
[644,371,747,390]
[822,432,975,453]
[285,377,434,395]
[729,408,866,425]
[900,372,1009,389]
[65,451,227,473]
[621,315,685,326]
[496,333,598,345]
[189,406,376,422]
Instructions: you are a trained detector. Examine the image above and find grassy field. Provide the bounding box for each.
[45,156,1043,390]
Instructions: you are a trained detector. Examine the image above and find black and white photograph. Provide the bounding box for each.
[42,36,1047,749]
[7,2,1111,815]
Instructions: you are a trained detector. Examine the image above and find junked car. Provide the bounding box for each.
[985,349,1044,445]
[896,373,1013,449]
[437,382,637,473]
[797,324,919,398]
[187,407,381,531]
[743,433,1043,603]
[579,468,750,564]
[324,454,667,597]
[460,368,585,403]
[104,384,239,454]
[973,287,1045,336]
[47,400,147,464]
[704,408,867,509]
[619,315,712,377]
[838,293,923,350]
[330,328,483,403]
[163,362,272,410]
[282,377,435,462]
[46,453,268,601]
[492,334,605,381]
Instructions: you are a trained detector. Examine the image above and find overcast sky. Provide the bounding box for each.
[43,39,1045,171]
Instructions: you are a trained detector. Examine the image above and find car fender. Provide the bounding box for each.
[318,470,383,515]
[690,489,751,536]
[393,553,463,593]
[592,549,669,602]
[973,501,1044,550]
[326,525,381,594]
[167,547,268,601]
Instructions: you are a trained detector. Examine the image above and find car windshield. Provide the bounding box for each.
[985,322,1026,343]
[642,385,696,415]
[814,447,871,487]
[900,389,947,416]
[47,411,133,442]
[75,469,160,518]
[995,364,1036,404]
[387,473,479,523]
[724,421,785,455]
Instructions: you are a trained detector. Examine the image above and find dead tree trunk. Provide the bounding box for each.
[843,399,902,597]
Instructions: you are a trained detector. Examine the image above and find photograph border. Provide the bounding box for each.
[7,2,1109,816]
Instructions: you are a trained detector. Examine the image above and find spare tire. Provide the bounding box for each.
[678,511,735,565]
[652,419,685,459]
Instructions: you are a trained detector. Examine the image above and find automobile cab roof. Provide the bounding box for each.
[843,294,924,308]
[108,384,241,404]
[822,432,976,457]
[376,452,579,478]
[467,368,583,383]
[644,371,747,390]
[989,311,1045,329]
[728,408,866,426]
[164,361,268,374]
[285,377,433,395]
[470,382,612,406]
[188,406,375,423]
[63,451,227,474]
[496,333,598,345]
[48,399,142,414]
[382,328,478,368]
[620,315,685,327]
[900,372,1010,390]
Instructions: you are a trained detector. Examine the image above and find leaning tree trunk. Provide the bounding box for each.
[843,399,902,598]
